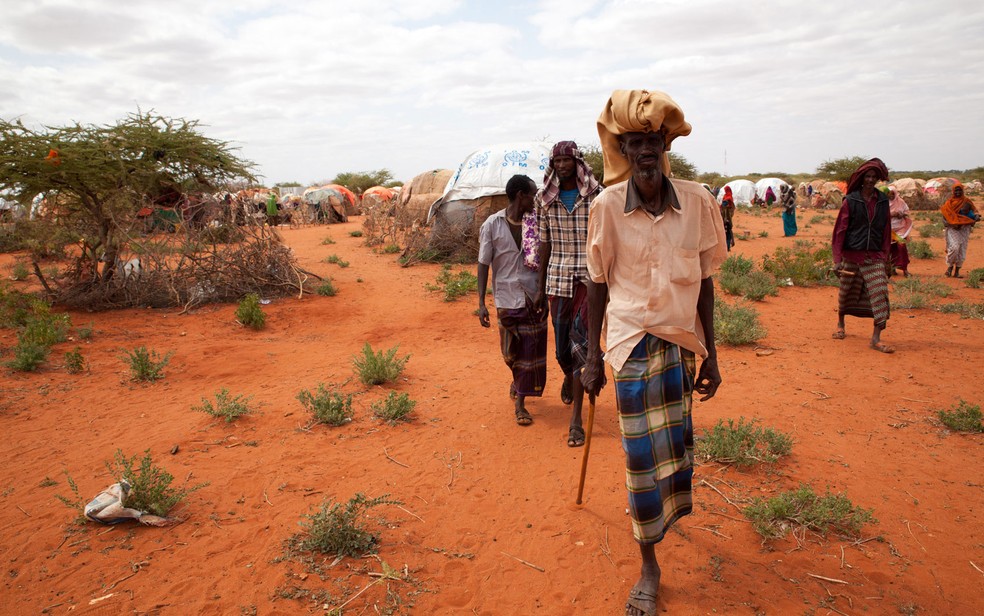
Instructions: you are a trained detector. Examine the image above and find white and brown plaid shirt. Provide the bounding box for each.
[536,186,601,298]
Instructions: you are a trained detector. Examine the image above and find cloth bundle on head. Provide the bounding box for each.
[597,89,692,185]
[539,141,602,206]
[846,158,889,195]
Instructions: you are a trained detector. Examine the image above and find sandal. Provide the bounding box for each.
[515,407,533,426]
[870,342,895,354]
[567,425,585,447]
[561,374,573,405]
[831,328,846,340]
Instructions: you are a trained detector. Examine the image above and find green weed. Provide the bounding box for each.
[349,230,363,238]
[744,484,876,539]
[761,242,837,286]
[426,264,478,301]
[122,346,173,382]
[54,472,88,525]
[965,268,984,288]
[371,391,417,423]
[235,293,266,330]
[381,244,401,254]
[76,322,94,340]
[194,388,256,423]
[713,298,766,346]
[297,493,401,558]
[696,417,792,467]
[321,236,336,245]
[106,449,207,517]
[809,215,829,225]
[717,255,777,301]
[937,302,984,319]
[758,230,769,238]
[297,384,353,426]
[64,347,85,374]
[10,261,29,281]
[936,400,983,433]
[892,277,951,298]
[917,221,944,238]
[324,254,350,268]
[316,279,338,297]
[0,283,34,327]
[907,239,934,259]
[353,342,410,386]
[20,301,70,347]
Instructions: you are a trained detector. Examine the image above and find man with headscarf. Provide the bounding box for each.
[533,141,603,447]
[580,90,727,616]
[940,182,978,278]
[831,158,894,353]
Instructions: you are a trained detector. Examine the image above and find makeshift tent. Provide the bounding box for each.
[396,169,454,224]
[321,184,360,216]
[361,185,397,211]
[717,179,756,206]
[925,177,959,194]
[302,186,349,224]
[754,178,791,203]
[808,182,844,209]
[428,142,551,258]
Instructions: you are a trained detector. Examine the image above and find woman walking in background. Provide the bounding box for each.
[888,186,912,277]
[940,182,978,278]
[780,185,797,237]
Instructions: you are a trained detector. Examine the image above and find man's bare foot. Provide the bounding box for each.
[870,341,895,354]
[625,575,659,616]
[832,328,846,339]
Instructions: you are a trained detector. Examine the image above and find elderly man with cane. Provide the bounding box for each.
[579,90,728,616]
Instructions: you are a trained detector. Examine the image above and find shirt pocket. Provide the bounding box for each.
[669,247,701,285]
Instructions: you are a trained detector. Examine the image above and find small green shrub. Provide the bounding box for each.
[324,254,350,268]
[8,342,49,371]
[64,347,85,374]
[20,301,70,347]
[371,391,417,423]
[353,342,410,385]
[297,493,401,558]
[891,290,929,310]
[321,235,336,245]
[194,388,255,422]
[349,230,363,238]
[744,484,876,539]
[10,261,29,281]
[893,277,951,298]
[936,400,983,433]
[381,244,401,254]
[122,346,173,382]
[106,449,207,517]
[713,298,766,346]
[54,472,88,525]
[316,279,338,297]
[937,302,984,319]
[696,417,792,467]
[0,283,34,327]
[907,239,934,259]
[235,293,266,330]
[917,221,944,238]
[76,322,94,340]
[761,243,836,287]
[718,256,777,301]
[809,215,828,225]
[426,264,478,301]
[965,268,984,288]
[758,230,769,238]
[297,384,354,426]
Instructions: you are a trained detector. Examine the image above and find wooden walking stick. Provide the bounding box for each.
[575,393,596,505]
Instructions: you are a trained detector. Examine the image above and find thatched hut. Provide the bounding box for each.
[890,178,932,210]
[396,169,454,224]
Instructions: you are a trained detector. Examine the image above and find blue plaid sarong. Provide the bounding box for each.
[614,334,696,544]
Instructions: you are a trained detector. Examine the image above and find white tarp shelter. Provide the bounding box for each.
[429,142,551,222]
[754,178,791,202]
[717,179,756,206]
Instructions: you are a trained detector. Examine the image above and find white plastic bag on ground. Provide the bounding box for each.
[84,480,169,526]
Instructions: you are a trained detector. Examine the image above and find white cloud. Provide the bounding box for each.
[0,0,982,185]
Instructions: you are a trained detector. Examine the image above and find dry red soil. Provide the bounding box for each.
[1,209,982,615]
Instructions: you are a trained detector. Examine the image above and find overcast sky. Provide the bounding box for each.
[2,0,982,186]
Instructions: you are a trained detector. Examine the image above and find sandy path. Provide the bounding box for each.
[0,210,981,615]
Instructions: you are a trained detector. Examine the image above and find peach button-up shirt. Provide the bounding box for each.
[586,177,728,372]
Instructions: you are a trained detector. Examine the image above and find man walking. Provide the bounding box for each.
[581,90,728,616]
[533,141,603,447]
[478,175,547,426]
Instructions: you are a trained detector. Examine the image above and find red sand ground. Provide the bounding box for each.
[1,209,982,615]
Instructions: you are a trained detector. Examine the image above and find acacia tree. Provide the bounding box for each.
[0,111,255,282]
[329,169,399,194]
[816,156,870,182]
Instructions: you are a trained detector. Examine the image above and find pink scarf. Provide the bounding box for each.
[521,210,539,271]
[888,190,912,239]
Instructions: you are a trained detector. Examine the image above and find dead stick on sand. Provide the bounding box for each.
[501,551,545,572]
[699,480,743,512]
[396,505,424,523]
[16,505,30,517]
[384,447,409,468]
[575,394,596,505]
[901,397,931,403]
[970,561,984,576]
[808,573,848,585]
[690,525,731,539]
[263,490,273,506]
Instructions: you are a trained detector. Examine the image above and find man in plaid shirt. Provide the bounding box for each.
[533,141,603,447]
